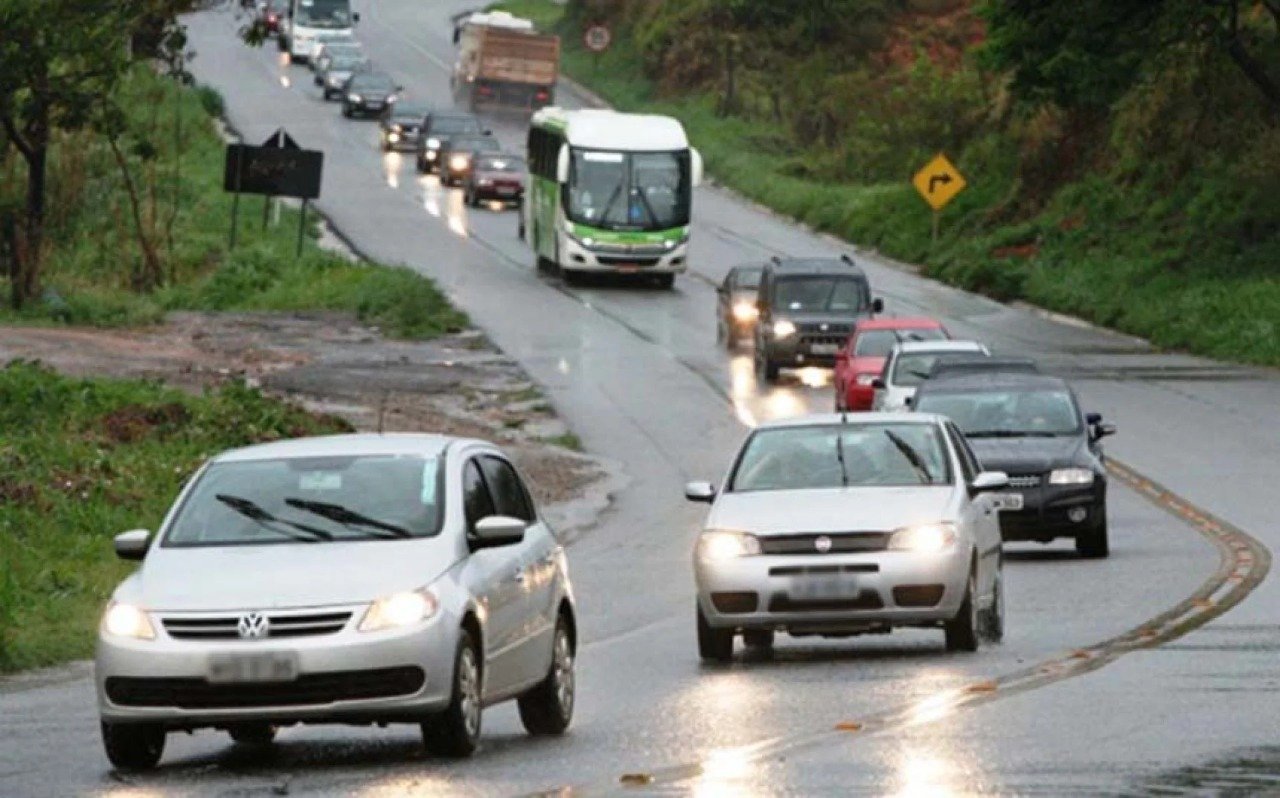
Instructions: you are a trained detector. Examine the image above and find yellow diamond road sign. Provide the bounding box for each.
[913,153,967,211]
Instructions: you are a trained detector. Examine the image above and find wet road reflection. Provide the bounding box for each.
[891,749,964,798]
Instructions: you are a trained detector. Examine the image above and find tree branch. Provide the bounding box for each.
[1224,35,1280,110]
[0,111,36,161]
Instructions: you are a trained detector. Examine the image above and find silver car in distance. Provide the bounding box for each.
[96,434,577,770]
[686,414,1009,662]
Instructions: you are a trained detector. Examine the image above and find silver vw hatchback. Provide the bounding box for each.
[96,434,576,770]
[686,414,1008,662]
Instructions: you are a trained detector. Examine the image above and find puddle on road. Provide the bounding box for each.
[1122,747,1280,796]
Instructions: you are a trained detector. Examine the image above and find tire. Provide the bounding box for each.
[562,269,583,286]
[342,105,351,118]
[422,629,482,758]
[981,563,1005,643]
[742,629,774,651]
[654,273,675,290]
[1076,515,1109,558]
[277,35,286,52]
[322,88,331,101]
[227,723,277,746]
[697,602,734,663]
[756,349,780,383]
[415,154,427,174]
[517,616,575,736]
[944,569,980,653]
[101,722,165,772]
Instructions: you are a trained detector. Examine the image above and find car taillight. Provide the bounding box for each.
[478,85,494,95]
[535,90,549,100]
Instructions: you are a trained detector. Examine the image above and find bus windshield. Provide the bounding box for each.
[567,149,690,231]
[295,0,353,29]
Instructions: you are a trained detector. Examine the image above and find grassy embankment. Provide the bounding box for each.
[495,0,1280,366]
[0,67,466,339]
[0,362,355,672]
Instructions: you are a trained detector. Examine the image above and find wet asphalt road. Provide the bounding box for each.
[2,2,1279,795]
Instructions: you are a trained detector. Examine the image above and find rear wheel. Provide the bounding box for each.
[102,722,165,772]
[422,630,482,758]
[697,603,734,663]
[517,616,575,736]
[944,570,980,652]
[1076,515,1109,558]
[227,723,277,746]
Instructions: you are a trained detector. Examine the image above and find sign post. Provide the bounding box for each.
[223,128,324,256]
[911,152,967,243]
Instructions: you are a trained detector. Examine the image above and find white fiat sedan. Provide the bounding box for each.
[96,434,576,770]
[686,414,1008,662]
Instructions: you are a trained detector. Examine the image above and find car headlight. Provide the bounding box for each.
[387,93,399,104]
[426,137,440,149]
[888,522,957,553]
[1049,468,1094,485]
[855,372,877,386]
[348,93,361,103]
[101,601,155,640]
[732,301,758,322]
[772,319,797,338]
[359,588,439,632]
[391,123,402,132]
[697,530,762,561]
[387,132,400,143]
[449,154,470,171]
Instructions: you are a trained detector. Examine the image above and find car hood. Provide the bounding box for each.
[708,486,956,534]
[127,539,457,611]
[966,435,1089,474]
[778,311,867,327]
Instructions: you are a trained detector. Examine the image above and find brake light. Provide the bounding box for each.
[535,90,549,100]
[478,84,494,95]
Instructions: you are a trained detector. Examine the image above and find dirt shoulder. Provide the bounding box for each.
[0,312,622,539]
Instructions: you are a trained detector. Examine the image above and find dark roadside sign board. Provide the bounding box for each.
[224,129,324,255]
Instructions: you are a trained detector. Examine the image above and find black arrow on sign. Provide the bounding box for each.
[928,173,952,194]
[261,128,300,150]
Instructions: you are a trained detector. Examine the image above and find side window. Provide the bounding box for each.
[479,456,535,522]
[462,460,496,532]
[946,423,980,481]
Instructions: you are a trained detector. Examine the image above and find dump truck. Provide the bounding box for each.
[451,11,560,111]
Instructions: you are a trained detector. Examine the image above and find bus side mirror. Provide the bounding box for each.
[691,147,704,188]
[556,144,570,183]
[452,26,460,44]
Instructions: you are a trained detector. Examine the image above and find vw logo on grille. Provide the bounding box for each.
[814,535,833,553]
[237,612,270,640]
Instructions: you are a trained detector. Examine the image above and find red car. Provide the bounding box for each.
[833,317,950,411]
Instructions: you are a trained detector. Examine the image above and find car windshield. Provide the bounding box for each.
[391,105,429,122]
[734,267,763,289]
[477,155,524,172]
[451,136,498,153]
[731,423,952,491]
[854,327,947,357]
[350,74,395,92]
[163,455,444,547]
[329,55,368,71]
[295,0,352,28]
[431,116,481,135]
[892,351,983,387]
[567,149,690,231]
[773,276,868,314]
[916,389,1083,437]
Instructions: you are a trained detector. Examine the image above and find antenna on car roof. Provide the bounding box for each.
[840,253,855,265]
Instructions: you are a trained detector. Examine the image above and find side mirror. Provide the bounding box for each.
[114,529,152,561]
[872,297,884,314]
[690,147,704,187]
[1085,412,1102,425]
[971,471,1009,493]
[555,143,570,183]
[871,378,886,390]
[684,481,716,503]
[472,515,527,548]
[903,395,913,408]
[352,11,360,22]
[1094,422,1116,439]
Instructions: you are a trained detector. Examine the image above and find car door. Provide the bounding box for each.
[479,455,557,691]
[460,457,526,700]
[947,423,1001,599]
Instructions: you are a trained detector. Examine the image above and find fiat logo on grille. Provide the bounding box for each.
[820,323,829,331]
[814,535,833,553]
[237,612,270,640]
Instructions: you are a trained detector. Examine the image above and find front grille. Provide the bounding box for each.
[892,584,945,607]
[759,532,889,555]
[1007,474,1042,488]
[588,242,671,257]
[105,666,424,709]
[710,592,758,614]
[162,611,353,641]
[769,564,879,577]
[768,591,884,613]
[597,255,660,267]
[797,322,852,336]
[800,335,846,348]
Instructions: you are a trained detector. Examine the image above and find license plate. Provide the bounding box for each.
[996,492,1024,511]
[614,263,641,273]
[207,652,299,684]
[789,572,859,601]
[810,343,840,355]
[367,101,383,109]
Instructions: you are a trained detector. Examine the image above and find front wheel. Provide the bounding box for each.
[981,565,1005,643]
[654,273,675,290]
[102,722,165,772]
[517,616,575,735]
[697,602,734,663]
[227,723,277,746]
[756,349,780,383]
[944,570,979,652]
[1076,515,1109,558]
[422,630,482,758]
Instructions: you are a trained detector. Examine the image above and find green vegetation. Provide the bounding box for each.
[495,0,1280,365]
[545,432,584,452]
[0,361,353,673]
[1,65,466,339]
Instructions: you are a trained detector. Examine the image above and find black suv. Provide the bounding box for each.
[415,111,485,174]
[912,372,1116,557]
[754,255,883,382]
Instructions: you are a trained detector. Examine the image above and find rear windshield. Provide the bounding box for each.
[854,327,947,357]
[892,351,985,387]
[772,276,868,313]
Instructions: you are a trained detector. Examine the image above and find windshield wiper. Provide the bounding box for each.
[834,432,850,487]
[284,498,413,539]
[633,188,660,226]
[883,430,935,484]
[596,182,624,225]
[215,494,333,543]
[906,368,933,380]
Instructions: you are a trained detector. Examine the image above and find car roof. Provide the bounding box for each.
[915,372,1071,394]
[928,357,1039,379]
[213,433,470,463]
[894,340,986,354]
[754,412,945,430]
[766,256,866,277]
[856,316,943,331]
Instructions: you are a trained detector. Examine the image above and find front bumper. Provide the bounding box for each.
[382,130,420,151]
[96,609,457,728]
[471,183,524,202]
[695,548,970,633]
[762,337,843,367]
[997,482,1105,542]
[843,381,876,411]
[560,234,688,275]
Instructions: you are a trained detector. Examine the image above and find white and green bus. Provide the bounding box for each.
[523,108,702,287]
